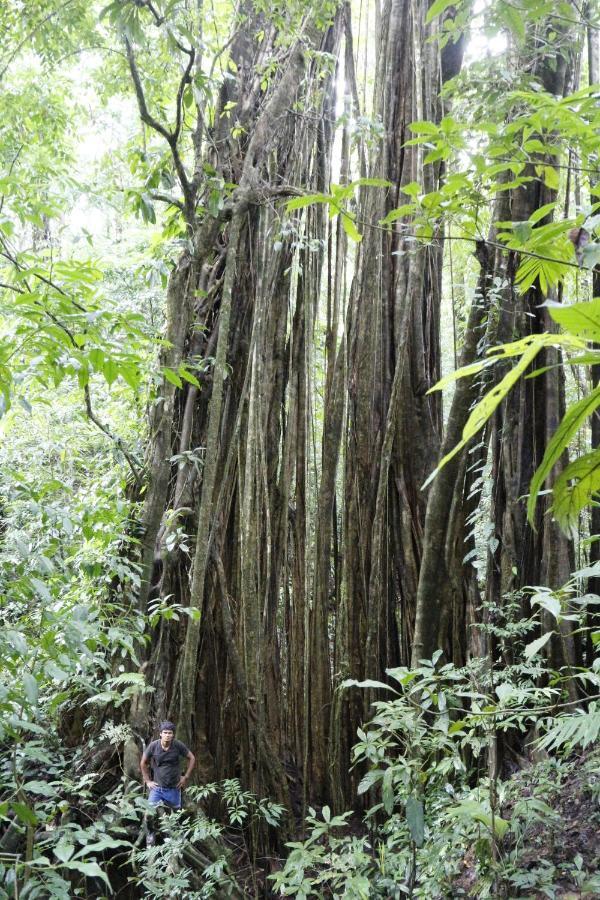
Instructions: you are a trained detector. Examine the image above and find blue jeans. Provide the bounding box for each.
[148,786,181,808]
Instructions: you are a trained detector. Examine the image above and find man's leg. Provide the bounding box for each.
[145,787,164,846]
[155,787,182,810]
[145,787,181,847]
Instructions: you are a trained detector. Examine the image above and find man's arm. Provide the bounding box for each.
[178,749,196,789]
[140,750,158,790]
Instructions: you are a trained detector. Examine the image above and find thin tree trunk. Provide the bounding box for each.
[412,240,494,664]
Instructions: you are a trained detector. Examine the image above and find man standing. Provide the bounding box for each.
[140,721,196,809]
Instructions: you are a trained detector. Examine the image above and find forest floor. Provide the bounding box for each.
[455,749,600,898]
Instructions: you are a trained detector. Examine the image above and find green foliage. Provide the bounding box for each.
[0,761,277,899]
[0,253,148,415]
[0,24,151,425]
[0,1,97,82]
[536,700,600,753]
[1,1,599,898]
[128,779,283,899]
[496,217,576,294]
[428,296,600,533]
[427,0,462,25]
[0,430,142,702]
[191,778,285,829]
[424,329,584,489]
[274,585,600,898]
[528,382,600,529]
[286,179,391,242]
[380,71,600,299]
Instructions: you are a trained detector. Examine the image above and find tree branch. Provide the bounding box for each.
[137,0,165,27]
[84,385,143,485]
[0,281,24,294]
[328,208,588,273]
[124,36,172,143]
[0,243,87,312]
[149,191,185,211]
[124,36,195,222]
[19,302,141,484]
[173,49,196,143]
[54,44,129,66]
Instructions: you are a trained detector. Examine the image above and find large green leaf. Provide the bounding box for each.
[405,795,425,847]
[62,860,111,890]
[529,201,558,224]
[552,450,600,535]
[565,351,600,366]
[286,193,330,211]
[23,780,58,798]
[11,801,37,825]
[527,384,600,524]
[538,164,560,190]
[499,2,526,42]
[486,332,584,360]
[72,837,131,857]
[341,678,398,693]
[448,800,509,839]
[536,704,600,752]
[423,341,542,488]
[582,243,600,269]
[53,840,75,863]
[381,769,394,814]
[426,332,585,489]
[427,359,489,393]
[409,120,440,135]
[524,631,554,661]
[546,297,600,342]
[23,672,39,705]
[426,0,456,23]
[514,253,567,295]
[380,203,417,225]
[341,213,362,243]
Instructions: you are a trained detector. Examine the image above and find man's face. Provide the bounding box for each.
[160,729,174,744]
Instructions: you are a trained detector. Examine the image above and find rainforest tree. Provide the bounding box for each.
[2,0,600,896]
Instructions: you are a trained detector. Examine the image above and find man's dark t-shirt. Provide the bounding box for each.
[143,739,190,788]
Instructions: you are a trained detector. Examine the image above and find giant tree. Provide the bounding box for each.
[328,0,467,807]
[106,0,344,809]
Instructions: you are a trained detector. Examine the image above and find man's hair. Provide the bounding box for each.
[159,720,176,733]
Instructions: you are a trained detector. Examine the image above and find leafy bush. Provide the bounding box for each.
[273,590,600,898]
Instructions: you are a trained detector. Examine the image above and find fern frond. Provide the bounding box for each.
[536,702,600,753]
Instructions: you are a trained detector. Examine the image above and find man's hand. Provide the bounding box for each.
[178,774,188,789]
[145,780,159,790]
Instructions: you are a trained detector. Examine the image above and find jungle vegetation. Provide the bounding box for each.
[1,0,600,896]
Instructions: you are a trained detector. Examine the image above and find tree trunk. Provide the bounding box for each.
[128,4,345,815]
[325,0,468,808]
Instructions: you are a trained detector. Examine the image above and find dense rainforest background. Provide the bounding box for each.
[1,0,600,896]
